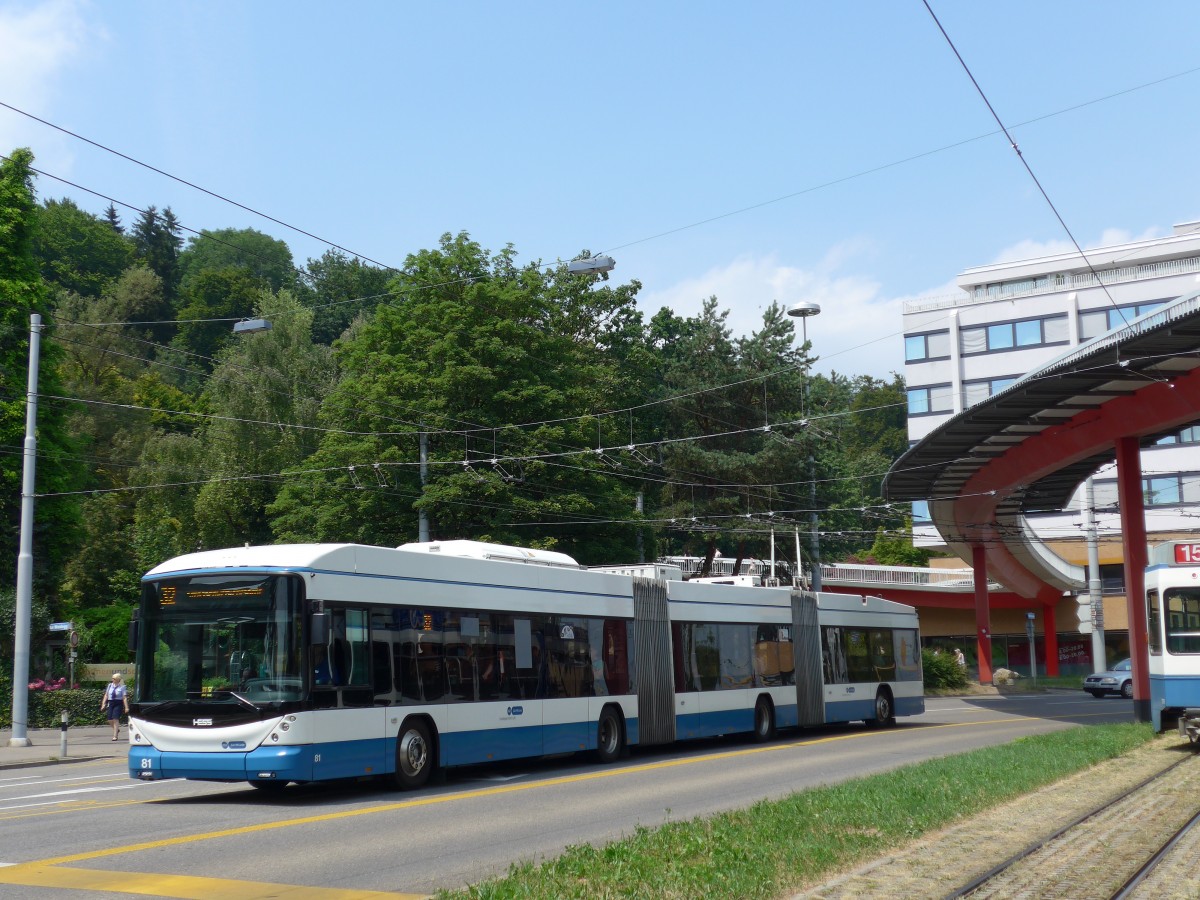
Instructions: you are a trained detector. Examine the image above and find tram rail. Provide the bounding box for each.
[949,751,1200,899]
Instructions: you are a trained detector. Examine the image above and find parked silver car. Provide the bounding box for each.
[1083,658,1133,698]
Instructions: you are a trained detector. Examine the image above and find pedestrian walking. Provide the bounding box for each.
[101,673,129,741]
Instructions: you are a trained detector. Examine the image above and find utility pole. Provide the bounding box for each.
[10,314,42,747]
[418,428,430,542]
[1084,477,1106,671]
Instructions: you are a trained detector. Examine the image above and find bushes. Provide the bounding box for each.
[922,648,968,691]
[0,674,108,727]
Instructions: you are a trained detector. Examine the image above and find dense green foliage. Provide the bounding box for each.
[922,648,969,690]
[1,148,919,674]
[441,724,1153,899]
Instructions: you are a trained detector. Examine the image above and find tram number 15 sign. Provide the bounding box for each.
[1175,543,1200,565]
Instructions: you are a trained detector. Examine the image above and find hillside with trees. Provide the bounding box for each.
[0,148,914,673]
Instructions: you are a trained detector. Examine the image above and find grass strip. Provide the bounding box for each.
[439,722,1153,900]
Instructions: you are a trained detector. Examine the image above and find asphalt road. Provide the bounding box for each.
[0,692,1133,899]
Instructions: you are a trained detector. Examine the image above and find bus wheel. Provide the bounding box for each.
[395,719,435,790]
[867,688,894,728]
[753,697,775,743]
[595,707,623,764]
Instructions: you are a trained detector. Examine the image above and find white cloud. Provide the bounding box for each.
[639,247,924,380]
[0,1,96,166]
[989,226,1168,265]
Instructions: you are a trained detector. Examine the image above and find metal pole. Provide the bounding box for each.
[1084,477,1106,672]
[769,527,776,584]
[418,428,429,542]
[809,454,821,591]
[794,527,803,588]
[636,492,644,563]
[10,314,41,748]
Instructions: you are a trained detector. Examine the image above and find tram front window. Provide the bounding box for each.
[139,574,304,704]
[1165,588,1200,655]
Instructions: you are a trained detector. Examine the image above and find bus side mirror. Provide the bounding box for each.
[128,615,139,653]
[311,611,330,646]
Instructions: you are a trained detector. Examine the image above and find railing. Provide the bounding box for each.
[903,254,1200,314]
[821,563,1002,591]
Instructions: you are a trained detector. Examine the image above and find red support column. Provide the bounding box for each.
[1115,436,1151,724]
[972,544,993,684]
[1043,602,1059,677]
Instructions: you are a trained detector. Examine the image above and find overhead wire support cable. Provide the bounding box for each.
[0,98,398,273]
[921,0,1131,326]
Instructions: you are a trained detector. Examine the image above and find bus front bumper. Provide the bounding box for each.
[129,744,311,783]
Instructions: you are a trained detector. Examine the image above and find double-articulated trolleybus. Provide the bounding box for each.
[1146,540,1200,737]
[127,540,923,789]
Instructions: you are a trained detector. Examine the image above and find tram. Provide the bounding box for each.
[1146,540,1200,737]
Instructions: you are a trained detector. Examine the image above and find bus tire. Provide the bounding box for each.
[394,718,435,790]
[595,706,624,764]
[753,696,775,743]
[866,687,895,728]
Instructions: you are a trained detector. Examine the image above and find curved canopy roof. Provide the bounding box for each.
[884,291,1200,598]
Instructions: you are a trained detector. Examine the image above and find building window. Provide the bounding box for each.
[1078,301,1168,341]
[962,376,1020,408]
[960,314,1068,356]
[1154,421,1200,446]
[907,384,953,416]
[1090,474,1200,509]
[904,330,951,363]
[1086,564,1127,596]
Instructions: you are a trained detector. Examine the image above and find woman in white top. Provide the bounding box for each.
[100,673,129,741]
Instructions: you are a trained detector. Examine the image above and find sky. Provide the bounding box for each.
[2,0,1198,379]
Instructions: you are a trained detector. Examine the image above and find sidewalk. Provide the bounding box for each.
[0,724,131,770]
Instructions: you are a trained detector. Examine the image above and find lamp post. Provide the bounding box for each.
[787,302,822,591]
[9,314,42,747]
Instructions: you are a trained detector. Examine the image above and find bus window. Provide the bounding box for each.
[719,624,754,689]
[893,629,922,681]
[869,630,896,681]
[822,626,849,684]
[844,629,873,683]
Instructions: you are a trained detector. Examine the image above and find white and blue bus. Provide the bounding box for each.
[127,540,923,789]
[1146,540,1200,736]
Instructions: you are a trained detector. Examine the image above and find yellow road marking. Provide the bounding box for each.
[0,864,425,899]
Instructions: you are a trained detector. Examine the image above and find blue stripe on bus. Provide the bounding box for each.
[1151,674,1200,708]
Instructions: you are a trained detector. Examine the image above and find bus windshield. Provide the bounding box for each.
[138,574,304,704]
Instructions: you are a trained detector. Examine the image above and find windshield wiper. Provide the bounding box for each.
[226,691,258,713]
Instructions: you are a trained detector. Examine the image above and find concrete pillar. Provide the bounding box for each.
[1115,436,1151,725]
[972,544,993,684]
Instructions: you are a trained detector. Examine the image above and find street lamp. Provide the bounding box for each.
[787,301,821,344]
[232,318,272,334]
[9,314,42,747]
[567,255,616,275]
[787,301,822,591]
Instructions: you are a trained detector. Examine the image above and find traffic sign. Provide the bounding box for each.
[48,621,72,632]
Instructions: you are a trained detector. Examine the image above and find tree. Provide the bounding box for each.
[270,233,651,563]
[132,207,183,304]
[33,198,134,297]
[173,267,268,368]
[191,288,336,548]
[295,250,393,345]
[0,149,85,593]
[103,203,123,234]
[178,227,294,293]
